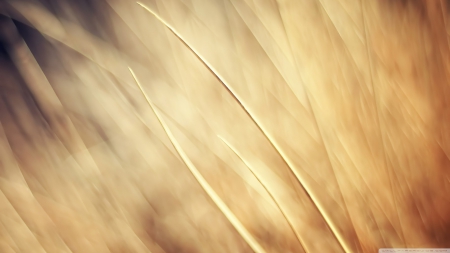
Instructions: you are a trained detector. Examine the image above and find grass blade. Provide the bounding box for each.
[129,67,266,253]
[136,3,348,252]
[218,135,309,252]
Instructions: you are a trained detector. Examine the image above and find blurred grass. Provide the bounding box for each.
[1,0,450,252]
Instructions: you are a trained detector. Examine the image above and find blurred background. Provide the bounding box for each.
[1,0,450,252]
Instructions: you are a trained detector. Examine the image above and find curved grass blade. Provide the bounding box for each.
[128,67,266,253]
[136,2,348,252]
[218,135,308,253]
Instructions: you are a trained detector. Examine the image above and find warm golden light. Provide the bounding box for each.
[0,0,449,252]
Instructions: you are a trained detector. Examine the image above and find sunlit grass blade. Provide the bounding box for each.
[136,3,348,252]
[129,67,266,253]
[218,135,309,252]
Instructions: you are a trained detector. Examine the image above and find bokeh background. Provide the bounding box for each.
[1,0,450,252]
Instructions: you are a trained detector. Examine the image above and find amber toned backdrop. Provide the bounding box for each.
[0,0,450,252]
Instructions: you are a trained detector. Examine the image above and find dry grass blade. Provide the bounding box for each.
[137,2,348,252]
[218,135,309,253]
[128,67,266,253]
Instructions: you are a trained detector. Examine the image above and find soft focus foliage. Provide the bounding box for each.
[0,0,450,252]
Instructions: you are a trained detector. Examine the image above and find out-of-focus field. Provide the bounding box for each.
[1,0,450,252]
